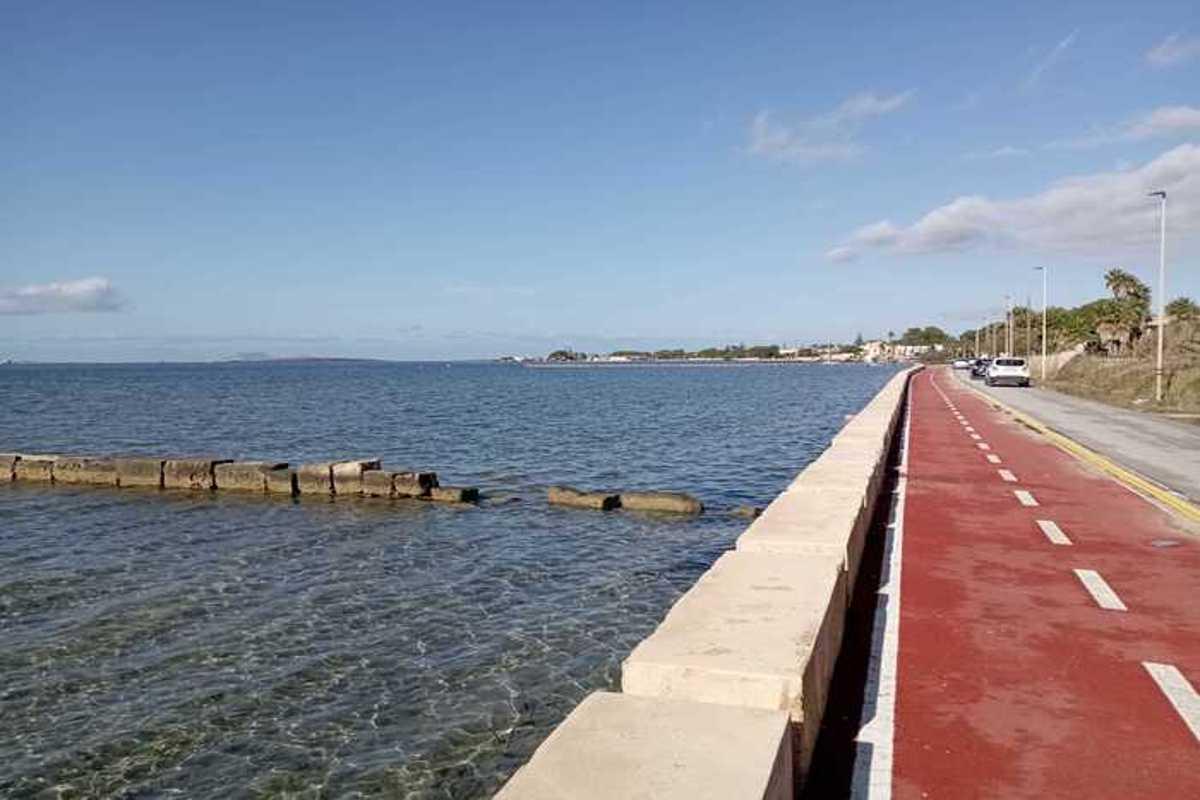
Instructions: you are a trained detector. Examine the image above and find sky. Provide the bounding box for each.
[2,0,1199,361]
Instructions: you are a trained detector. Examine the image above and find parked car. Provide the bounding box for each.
[952,359,970,369]
[986,357,1031,387]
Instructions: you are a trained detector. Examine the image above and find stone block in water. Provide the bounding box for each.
[14,454,56,482]
[296,463,334,495]
[214,461,289,492]
[547,485,620,510]
[164,458,232,490]
[115,457,165,488]
[619,491,704,515]
[393,470,437,497]
[54,456,119,486]
[429,486,479,503]
[265,466,297,496]
[0,453,18,481]
[331,458,382,496]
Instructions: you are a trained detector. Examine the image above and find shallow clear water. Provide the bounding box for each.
[0,361,898,798]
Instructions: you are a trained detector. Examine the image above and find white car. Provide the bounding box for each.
[986,357,1030,387]
[952,359,970,369]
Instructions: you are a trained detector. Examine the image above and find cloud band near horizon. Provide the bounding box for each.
[0,277,125,315]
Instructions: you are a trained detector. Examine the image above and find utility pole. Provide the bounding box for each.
[1149,190,1167,403]
[1025,294,1032,358]
[1035,266,1048,381]
[1004,295,1012,355]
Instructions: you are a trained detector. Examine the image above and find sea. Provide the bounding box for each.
[0,360,899,798]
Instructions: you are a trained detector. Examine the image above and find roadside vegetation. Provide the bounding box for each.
[950,270,1200,414]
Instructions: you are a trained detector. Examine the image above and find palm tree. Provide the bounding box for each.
[1100,268,1151,354]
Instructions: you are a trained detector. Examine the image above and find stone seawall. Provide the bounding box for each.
[0,453,476,504]
[496,366,921,800]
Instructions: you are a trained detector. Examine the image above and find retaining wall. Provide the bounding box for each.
[496,366,920,799]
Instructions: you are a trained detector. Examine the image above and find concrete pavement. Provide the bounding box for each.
[954,368,1200,503]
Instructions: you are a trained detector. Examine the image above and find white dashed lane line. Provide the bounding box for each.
[1014,489,1038,506]
[986,454,1001,464]
[970,434,982,440]
[1143,663,1200,744]
[997,469,1017,482]
[977,443,991,450]
[1073,569,1128,611]
[1035,519,1072,545]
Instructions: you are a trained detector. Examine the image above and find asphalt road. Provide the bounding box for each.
[953,368,1200,503]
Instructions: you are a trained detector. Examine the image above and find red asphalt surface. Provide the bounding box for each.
[893,368,1200,799]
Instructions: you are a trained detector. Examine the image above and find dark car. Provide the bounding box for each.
[970,359,990,379]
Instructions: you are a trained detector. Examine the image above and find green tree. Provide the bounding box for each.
[1167,297,1199,322]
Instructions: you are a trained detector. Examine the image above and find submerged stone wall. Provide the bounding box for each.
[0,452,477,504]
[496,366,921,799]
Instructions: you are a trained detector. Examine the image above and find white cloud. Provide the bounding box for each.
[827,144,1199,260]
[0,277,125,315]
[965,145,1031,160]
[1054,105,1200,148]
[1146,33,1200,68]
[1023,29,1078,89]
[825,246,858,263]
[748,90,915,166]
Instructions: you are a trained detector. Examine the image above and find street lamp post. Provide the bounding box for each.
[1035,267,1048,381]
[1149,191,1167,403]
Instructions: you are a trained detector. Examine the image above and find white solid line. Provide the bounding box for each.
[977,443,990,450]
[851,377,913,800]
[1014,489,1038,506]
[1073,569,1127,611]
[1143,662,1200,744]
[986,454,1002,463]
[1035,519,1072,545]
[998,469,1017,482]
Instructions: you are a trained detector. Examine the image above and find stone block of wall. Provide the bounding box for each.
[295,463,334,495]
[265,467,297,496]
[115,457,165,488]
[429,486,479,503]
[393,470,437,497]
[495,692,792,800]
[621,550,845,790]
[214,461,289,492]
[331,459,382,496]
[619,491,704,515]
[164,458,232,490]
[0,453,18,481]
[54,456,119,486]
[14,455,56,482]
[547,485,620,510]
[361,470,395,497]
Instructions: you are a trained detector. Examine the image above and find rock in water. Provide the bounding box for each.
[619,491,704,515]
[731,505,762,519]
[547,485,621,511]
[429,486,480,503]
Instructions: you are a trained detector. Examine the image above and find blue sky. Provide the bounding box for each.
[2,0,1198,360]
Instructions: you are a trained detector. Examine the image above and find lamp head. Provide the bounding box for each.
[1148,190,1166,199]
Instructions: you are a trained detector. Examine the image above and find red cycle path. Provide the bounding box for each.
[893,368,1200,798]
